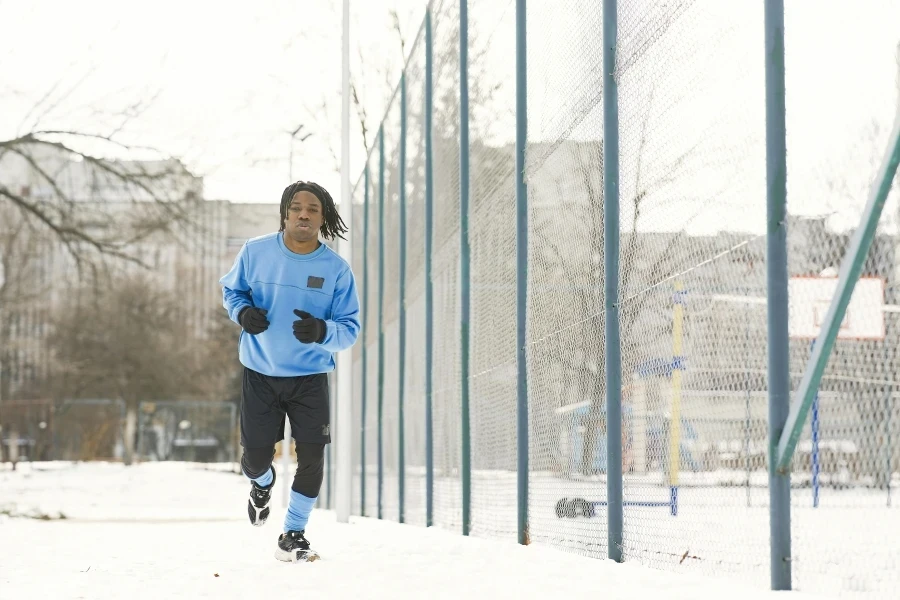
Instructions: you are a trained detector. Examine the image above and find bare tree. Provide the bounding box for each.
[0,74,214,412]
[1,70,203,273]
[530,82,739,475]
[48,272,238,464]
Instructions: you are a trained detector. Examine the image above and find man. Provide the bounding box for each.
[219,181,360,563]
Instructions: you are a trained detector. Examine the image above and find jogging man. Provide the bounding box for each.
[219,180,360,562]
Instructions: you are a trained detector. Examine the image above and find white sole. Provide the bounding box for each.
[274,547,320,563]
[248,501,270,527]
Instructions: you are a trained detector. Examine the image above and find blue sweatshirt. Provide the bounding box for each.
[219,232,361,377]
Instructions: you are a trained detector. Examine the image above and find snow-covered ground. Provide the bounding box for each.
[0,461,834,599]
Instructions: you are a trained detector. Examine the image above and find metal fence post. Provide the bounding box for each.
[424,6,436,529]
[361,164,370,517]
[327,373,334,510]
[399,71,408,524]
[603,0,624,563]
[377,126,386,521]
[336,0,354,522]
[459,0,472,537]
[764,0,792,589]
[515,0,529,546]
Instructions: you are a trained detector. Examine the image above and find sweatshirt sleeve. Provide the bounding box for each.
[320,265,361,353]
[219,243,253,324]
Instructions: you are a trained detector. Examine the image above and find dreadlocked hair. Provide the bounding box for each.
[279,180,349,241]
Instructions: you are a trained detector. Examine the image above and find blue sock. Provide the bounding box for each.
[284,490,317,533]
[245,467,273,488]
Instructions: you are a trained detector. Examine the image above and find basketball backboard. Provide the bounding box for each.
[788,276,885,340]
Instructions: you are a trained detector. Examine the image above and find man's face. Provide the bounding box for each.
[284,191,323,243]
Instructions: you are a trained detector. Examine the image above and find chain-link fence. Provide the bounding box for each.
[136,400,238,464]
[0,399,54,463]
[346,0,900,597]
[0,399,125,462]
[55,399,128,461]
[0,398,245,465]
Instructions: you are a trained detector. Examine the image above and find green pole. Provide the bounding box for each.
[459,0,472,537]
[361,165,369,517]
[515,0,529,546]
[764,0,792,589]
[424,7,435,529]
[377,126,385,521]
[398,72,408,524]
[603,0,624,563]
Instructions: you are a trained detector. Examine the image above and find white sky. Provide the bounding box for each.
[1,0,899,235]
[0,0,425,205]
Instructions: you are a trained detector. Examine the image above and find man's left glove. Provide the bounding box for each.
[292,309,327,344]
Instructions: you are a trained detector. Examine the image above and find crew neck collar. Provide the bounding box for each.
[278,232,326,261]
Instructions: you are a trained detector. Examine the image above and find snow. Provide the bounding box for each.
[0,461,831,600]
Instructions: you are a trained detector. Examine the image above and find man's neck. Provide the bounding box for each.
[283,234,320,255]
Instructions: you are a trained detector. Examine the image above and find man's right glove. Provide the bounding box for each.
[238,307,269,334]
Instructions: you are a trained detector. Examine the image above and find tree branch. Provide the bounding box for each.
[16,65,97,137]
[389,9,408,62]
[0,185,149,271]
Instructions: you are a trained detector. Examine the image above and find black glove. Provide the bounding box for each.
[292,309,326,344]
[239,307,269,335]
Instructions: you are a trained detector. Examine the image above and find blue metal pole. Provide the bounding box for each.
[887,377,893,508]
[810,340,820,509]
[361,165,369,517]
[764,0,792,589]
[424,6,435,529]
[398,72,408,524]
[886,313,893,508]
[459,0,472,538]
[515,0,529,546]
[602,0,624,563]
[377,126,385,521]
[812,391,820,508]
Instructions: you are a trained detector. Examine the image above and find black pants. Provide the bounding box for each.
[240,367,330,497]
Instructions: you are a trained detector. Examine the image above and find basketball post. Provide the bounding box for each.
[776,276,884,474]
[786,277,886,489]
[809,338,820,509]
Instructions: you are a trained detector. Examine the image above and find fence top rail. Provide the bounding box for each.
[138,400,238,408]
[0,399,54,407]
[59,398,125,406]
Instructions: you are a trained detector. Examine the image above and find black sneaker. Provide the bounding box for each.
[274,530,320,563]
[247,466,276,527]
